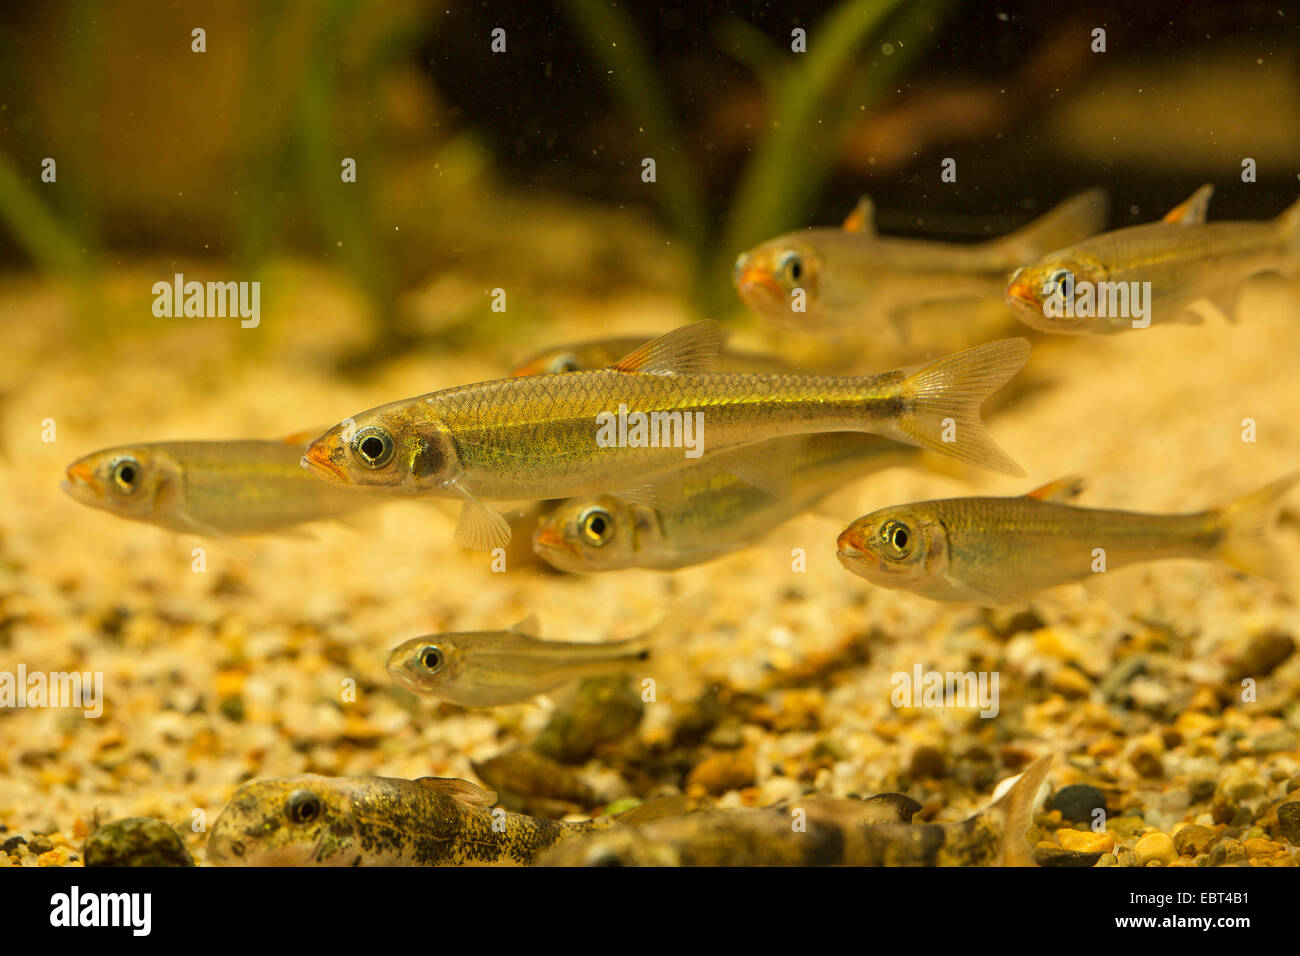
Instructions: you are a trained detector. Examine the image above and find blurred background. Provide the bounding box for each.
[1,0,1297,372]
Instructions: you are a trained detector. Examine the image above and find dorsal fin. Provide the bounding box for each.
[1024,475,1086,503]
[842,196,876,235]
[610,321,724,375]
[511,613,541,637]
[1162,185,1213,225]
[415,777,498,808]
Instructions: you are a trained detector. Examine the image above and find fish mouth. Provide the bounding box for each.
[532,525,580,559]
[62,461,101,502]
[1004,279,1040,312]
[301,444,349,486]
[835,532,878,575]
[735,267,787,309]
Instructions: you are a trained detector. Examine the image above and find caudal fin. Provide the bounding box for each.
[989,188,1108,267]
[893,338,1030,476]
[987,755,1052,867]
[1218,472,1299,582]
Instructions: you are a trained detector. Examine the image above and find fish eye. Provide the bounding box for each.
[880,519,913,559]
[352,426,394,469]
[548,353,581,374]
[1045,268,1074,295]
[111,457,141,494]
[777,251,803,284]
[418,645,444,674]
[579,506,614,546]
[286,789,322,825]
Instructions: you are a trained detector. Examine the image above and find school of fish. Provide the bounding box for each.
[63,182,1299,866]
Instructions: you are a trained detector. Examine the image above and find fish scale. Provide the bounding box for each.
[303,325,1030,550]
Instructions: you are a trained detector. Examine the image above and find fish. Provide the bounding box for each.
[302,322,1030,551]
[539,755,1051,866]
[836,474,1298,607]
[512,336,798,377]
[1006,185,1300,334]
[205,774,673,866]
[62,434,374,537]
[386,611,659,707]
[532,433,929,572]
[733,189,1106,334]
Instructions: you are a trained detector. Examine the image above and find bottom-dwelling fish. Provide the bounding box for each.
[539,756,1051,866]
[532,433,928,572]
[386,609,678,708]
[206,775,671,866]
[63,436,374,536]
[836,474,1298,607]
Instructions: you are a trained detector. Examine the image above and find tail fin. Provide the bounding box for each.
[989,188,1108,267]
[987,755,1052,867]
[1277,193,1300,263]
[1217,472,1299,582]
[893,338,1030,476]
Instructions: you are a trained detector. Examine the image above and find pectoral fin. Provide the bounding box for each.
[709,441,806,498]
[451,484,512,552]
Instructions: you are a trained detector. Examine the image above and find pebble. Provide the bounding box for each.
[1244,838,1285,861]
[1208,838,1246,867]
[909,746,945,780]
[1254,731,1299,754]
[1108,815,1148,838]
[1277,802,1300,845]
[1,836,27,855]
[1034,845,1103,867]
[1134,831,1177,865]
[27,836,54,856]
[1129,745,1164,778]
[82,818,194,867]
[686,751,757,796]
[1049,784,1108,823]
[1058,828,1114,854]
[1173,823,1218,856]
[1229,631,1295,680]
[532,675,644,764]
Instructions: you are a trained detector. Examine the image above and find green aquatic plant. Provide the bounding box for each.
[564,0,951,317]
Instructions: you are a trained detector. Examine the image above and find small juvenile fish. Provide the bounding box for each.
[206,775,622,866]
[1006,185,1300,334]
[733,189,1106,334]
[532,433,927,572]
[539,756,1051,866]
[302,322,1030,551]
[63,435,373,536]
[512,336,797,376]
[387,613,657,707]
[836,474,1298,607]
